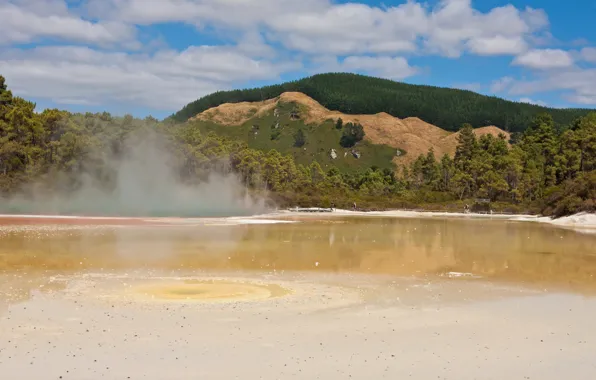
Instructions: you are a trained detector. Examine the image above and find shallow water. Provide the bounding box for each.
[1,215,595,293]
[2,215,596,379]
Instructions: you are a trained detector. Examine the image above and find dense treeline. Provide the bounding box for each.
[171,73,591,133]
[405,116,595,217]
[1,75,594,216]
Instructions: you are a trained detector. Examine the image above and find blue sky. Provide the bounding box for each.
[1,0,595,119]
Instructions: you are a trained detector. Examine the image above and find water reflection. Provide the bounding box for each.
[0,217,595,292]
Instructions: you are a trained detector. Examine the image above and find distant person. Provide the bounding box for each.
[353,202,357,211]
[330,202,335,211]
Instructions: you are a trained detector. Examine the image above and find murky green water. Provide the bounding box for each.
[1,216,595,293]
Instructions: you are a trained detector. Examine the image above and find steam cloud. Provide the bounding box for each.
[1,128,269,217]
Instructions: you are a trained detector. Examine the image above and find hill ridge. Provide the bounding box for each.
[191,91,510,166]
[171,72,592,132]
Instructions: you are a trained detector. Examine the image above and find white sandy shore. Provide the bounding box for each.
[1,271,596,380]
[271,209,596,231]
[0,211,594,231]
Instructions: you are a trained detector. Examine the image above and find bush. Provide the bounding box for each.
[339,122,365,148]
[541,172,596,217]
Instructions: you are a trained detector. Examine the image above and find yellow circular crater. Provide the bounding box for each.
[135,279,290,303]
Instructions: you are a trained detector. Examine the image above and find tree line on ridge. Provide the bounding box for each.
[171,73,591,133]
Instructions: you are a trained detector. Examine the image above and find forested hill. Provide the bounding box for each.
[171,73,592,132]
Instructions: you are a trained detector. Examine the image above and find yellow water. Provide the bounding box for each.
[1,216,596,298]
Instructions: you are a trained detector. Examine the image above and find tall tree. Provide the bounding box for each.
[454,123,477,172]
[293,129,306,147]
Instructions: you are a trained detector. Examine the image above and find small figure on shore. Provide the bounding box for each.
[353,202,357,211]
[330,202,335,212]
[464,204,470,214]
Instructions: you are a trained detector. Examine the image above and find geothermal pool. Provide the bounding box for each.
[1,215,596,379]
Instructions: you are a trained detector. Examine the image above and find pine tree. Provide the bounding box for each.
[454,123,477,172]
[293,129,306,147]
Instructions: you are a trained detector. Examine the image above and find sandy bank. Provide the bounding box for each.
[546,212,596,229]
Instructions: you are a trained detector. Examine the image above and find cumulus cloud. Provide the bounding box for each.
[0,45,297,110]
[513,49,574,70]
[467,36,527,56]
[0,0,135,46]
[509,68,596,106]
[424,1,547,57]
[490,77,514,93]
[339,56,419,80]
[307,55,419,81]
[85,0,329,27]
[580,47,596,63]
[85,0,547,58]
[0,0,592,111]
[266,2,426,55]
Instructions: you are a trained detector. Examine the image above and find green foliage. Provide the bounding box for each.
[293,128,306,147]
[454,123,477,171]
[171,73,591,132]
[339,122,365,148]
[541,172,596,217]
[0,75,13,107]
[335,117,343,130]
[405,112,596,215]
[270,123,281,141]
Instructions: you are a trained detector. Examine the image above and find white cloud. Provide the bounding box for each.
[0,0,135,46]
[1,0,592,112]
[339,56,418,80]
[86,0,329,28]
[580,47,596,63]
[513,49,574,70]
[519,97,546,106]
[509,68,596,106]
[84,0,548,58]
[425,1,547,57]
[266,2,426,55]
[520,6,549,30]
[565,94,596,105]
[0,45,297,110]
[490,76,514,93]
[307,55,418,81]
[467,36,527,56]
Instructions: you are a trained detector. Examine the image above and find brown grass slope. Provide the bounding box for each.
[191,92,510,166]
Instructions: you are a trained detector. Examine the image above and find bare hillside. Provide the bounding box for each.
[192,92,511,166]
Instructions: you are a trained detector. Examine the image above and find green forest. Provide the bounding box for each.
[1,75,594,217]
[404,118,595,216]
[171,73,591,133]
